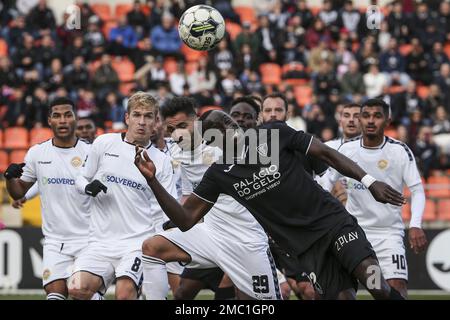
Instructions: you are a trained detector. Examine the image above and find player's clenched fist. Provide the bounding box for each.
[85,180,107,197]
[4,163,25,180]
[134,145,156,182]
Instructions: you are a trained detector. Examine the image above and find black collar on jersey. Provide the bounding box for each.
[51,137,79,149]
[360,136,388,149]
[121,132,152,149]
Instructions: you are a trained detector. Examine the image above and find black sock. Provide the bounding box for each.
[214,286,235,300]
[389,287,405,300]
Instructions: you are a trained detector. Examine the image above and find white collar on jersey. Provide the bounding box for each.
[122,133,152,149]
[360,136,387,149]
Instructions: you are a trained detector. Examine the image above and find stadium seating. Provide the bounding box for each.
[399,44,413,56]
[234,6,256,25]
[0,150,8,172]
[112,58,135,82]
[417,85,430,99]
[181,44,207,62]
[163,58,178,76]
[103,21,118,39]
[9,149,27,164]
[225,21,242,41]
[4,127,29,149]
[437,199,450,220]
[29,128,53,146]
[426,176,450,199]
[184,61,199,75]
[91,3,112,21]
[0,38,8,57]
[260,63,282,85]
[294,85,313,107]
[115,3,133,19]
[423,199,437,221]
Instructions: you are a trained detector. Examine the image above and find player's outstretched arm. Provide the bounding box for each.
[134,147,213,231]
[308,137,405,206]
[4,163,34,200]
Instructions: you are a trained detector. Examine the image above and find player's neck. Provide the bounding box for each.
[362,135,385,148]
[343,133,360,142]
[154,136,166,151]
[52,136,77,148]
[125,133,150,148]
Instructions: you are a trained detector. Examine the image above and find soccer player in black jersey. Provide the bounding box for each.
[134,110,406,300]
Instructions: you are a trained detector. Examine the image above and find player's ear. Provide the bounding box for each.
[125,112,129,126]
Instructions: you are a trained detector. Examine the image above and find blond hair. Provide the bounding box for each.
[127,91,159,115]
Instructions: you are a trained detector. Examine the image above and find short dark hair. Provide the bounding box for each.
[230,95,261,116]
[48,97,76,116]
[78,116,96,127]
[262,93,288,111]
[160,96,197,119]
[362,99,390,117]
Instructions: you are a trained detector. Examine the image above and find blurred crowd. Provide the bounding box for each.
[0,0,450,177]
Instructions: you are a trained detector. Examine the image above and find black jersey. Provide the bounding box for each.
[193,121,349,257]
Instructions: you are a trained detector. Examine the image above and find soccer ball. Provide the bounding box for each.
[178,5,226,51]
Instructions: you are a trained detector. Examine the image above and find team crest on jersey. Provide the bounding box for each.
[43,269,51,280]
[202,150,215,165]
[171,159,180,169]
[377,159,388,170]
[71,156,82,168]
[257,143,268,157]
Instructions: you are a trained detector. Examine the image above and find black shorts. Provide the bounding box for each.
[269,239,302,279]
[297,215,376,299]
[180,267,224,292]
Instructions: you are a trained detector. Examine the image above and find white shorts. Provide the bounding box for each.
[367,234,408,281]
[277,269,287,284]
[166,262,184,275]
[42,240,88,287]
[157,224,282,300]
[73,245,143,294]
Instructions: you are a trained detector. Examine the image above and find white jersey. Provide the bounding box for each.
[162,138,182,201]
[76,133,176,250]
[326,136,422,236]
[169,142,268,244]
[325,137,346,150]
[21,139,91,242]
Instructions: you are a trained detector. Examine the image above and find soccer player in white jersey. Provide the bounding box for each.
[5,97,92,300]
[140,97,281,300]
[322,99,428,298]
[323,103,362,205]
[11,117,98,209]
[69,92,176,300]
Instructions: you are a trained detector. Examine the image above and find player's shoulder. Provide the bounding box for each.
[325,138,342,150]
[337,136,361,152]
[384,136,414,161]
[258,121,295,131]
[26,138,52,156]
[93,132,120,144]
[148,144,170,164]
[76,138,92,150]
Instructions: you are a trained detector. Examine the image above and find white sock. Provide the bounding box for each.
[90,292,104,300]
[46,293,66,300]
[142,255,169,300]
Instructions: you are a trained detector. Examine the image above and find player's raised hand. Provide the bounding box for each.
[4,163,25,180]
[368,181,406,206]
[409,227,427,254]
[134,145,156,181]
[12,197,27,209]
[85,180,107,197]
